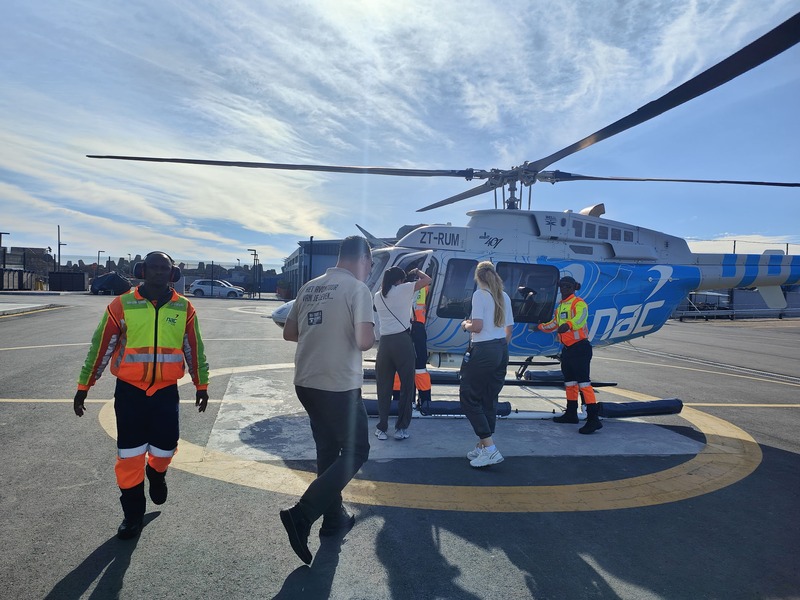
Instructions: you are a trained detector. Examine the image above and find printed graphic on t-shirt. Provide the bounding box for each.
[302,283,339,302]
[307,310,322,325]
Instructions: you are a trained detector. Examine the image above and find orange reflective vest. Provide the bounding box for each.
[412,286,428,323]
[538,294,589,347]
[78,287,209,396]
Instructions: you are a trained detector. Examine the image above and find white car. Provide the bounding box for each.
[188,279,245,298]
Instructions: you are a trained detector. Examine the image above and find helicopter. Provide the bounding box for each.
[88,13,800,369]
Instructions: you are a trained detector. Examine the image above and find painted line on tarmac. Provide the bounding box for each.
[90,365,763,512]
[0,305,67,318]
[0,342,89,351]
[596,355,800,388]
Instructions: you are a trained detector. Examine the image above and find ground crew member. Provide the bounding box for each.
[73,251,209,539]
[411,282,432,407]
[537,275,601,434]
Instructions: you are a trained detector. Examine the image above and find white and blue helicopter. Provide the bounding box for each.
[89,13,800,371]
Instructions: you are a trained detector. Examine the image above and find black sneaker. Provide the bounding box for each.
[146,464,168,505]
[280,506,313,564]
[319,506,355,537]
[117,517,143,540]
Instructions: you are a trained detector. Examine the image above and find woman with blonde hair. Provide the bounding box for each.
[459,261,514,467]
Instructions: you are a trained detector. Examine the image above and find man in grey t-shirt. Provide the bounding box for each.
[280,235,375,564]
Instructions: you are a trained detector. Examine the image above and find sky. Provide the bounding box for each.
[1,0,798,267]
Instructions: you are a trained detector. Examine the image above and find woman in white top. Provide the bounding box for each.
[374,266,432,440]
[459,261,514,467]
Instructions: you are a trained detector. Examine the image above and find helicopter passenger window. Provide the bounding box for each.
[624,230,634,242]
[584,223,596,238]
[496,262,560,324]
[436,259,477,319]
[611,228,621,241]
[598,225,608,240]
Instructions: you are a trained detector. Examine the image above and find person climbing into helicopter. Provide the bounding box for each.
[538,275,601,434]
[390,268,434,411]
[374,266,432,440]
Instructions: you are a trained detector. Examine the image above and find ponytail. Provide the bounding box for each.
[381,267,406,297]
[475,261,505,327]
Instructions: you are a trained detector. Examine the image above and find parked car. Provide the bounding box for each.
[90,272,132,295]
[187,279,245,298]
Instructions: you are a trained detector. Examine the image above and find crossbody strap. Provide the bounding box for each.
[381,293,409,330]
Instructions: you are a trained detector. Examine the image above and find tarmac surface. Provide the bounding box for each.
[1,292,798,599]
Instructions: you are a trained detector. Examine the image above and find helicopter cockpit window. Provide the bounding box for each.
[496,262,560,324]
[436,259,477,319]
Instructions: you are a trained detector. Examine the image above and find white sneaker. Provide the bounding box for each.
[469,447,504,468]
[466,444,482,460]
[375,428,388,441]
[394,428,409,440]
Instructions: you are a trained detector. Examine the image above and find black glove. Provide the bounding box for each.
[196,389,209,412]
[73,389,88,417]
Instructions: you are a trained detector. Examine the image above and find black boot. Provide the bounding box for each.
[280,504,313,564]
[320,505,355,537]
[553,400,579,424]
[579,403,603,434]
[146,464,168,505]
[118,482,146,539]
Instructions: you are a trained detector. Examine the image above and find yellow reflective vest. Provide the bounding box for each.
[78,287,209,396]
[538,294,589,347]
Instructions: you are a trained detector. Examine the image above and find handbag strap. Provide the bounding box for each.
[381,293,409,330]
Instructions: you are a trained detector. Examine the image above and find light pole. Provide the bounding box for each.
[247,249,257,299]
[57,225,67,272]
[96,250,105,280]
[0,231,9,269]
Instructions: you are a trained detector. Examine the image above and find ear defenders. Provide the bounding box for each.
[133,251,182,282]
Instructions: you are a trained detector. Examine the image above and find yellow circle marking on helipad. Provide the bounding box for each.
[97,366,762,513]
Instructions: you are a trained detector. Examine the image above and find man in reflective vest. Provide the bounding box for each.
[538,275,601,434]
[411,284,432,408]
[73,251,210,539]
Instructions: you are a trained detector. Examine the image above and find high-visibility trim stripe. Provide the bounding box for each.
[118,443,148,458]
[148,444,177,458]
[124,353,184,363]
[415,369,428,374]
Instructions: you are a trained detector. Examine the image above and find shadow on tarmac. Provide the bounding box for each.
[272,535,343,599]
[43,512,160,600]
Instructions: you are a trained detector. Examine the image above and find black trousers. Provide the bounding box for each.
[561,339,592,383]
[294,386,370,523]
[458,339,509,440]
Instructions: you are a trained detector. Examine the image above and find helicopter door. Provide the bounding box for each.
[394,250,438,317]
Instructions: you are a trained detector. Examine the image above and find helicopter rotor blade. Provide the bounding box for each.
[525,11,800,174]
[537,170,800,187]
[417,181,500,212]
[85,155,486,179]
